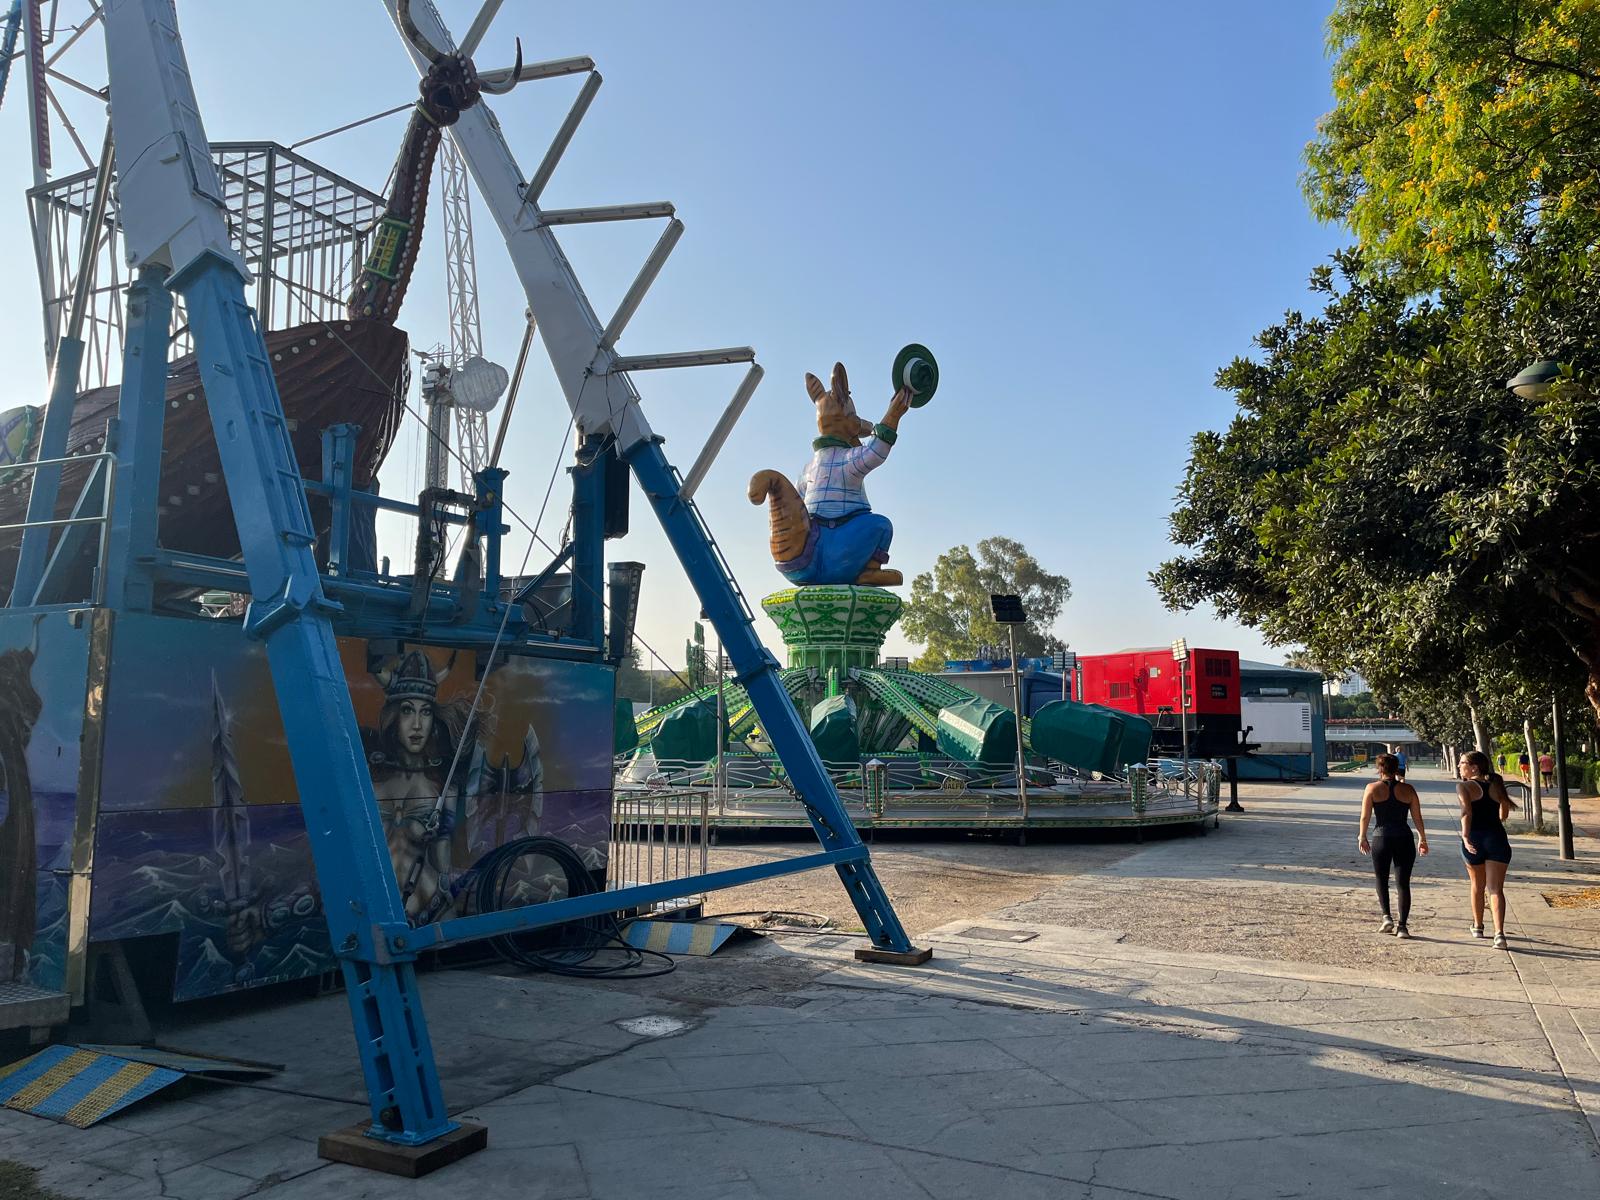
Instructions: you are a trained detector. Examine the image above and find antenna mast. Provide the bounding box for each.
[439,136,489,490]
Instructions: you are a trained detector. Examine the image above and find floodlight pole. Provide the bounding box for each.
[1007,623,1028,826]
[1180,659,1191,800]
[1172,639,1191,803]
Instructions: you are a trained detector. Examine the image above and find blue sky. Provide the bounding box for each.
[0,2,1345,673]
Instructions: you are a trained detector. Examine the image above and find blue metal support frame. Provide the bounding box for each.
[166,249,454,1146]
[404,846,868,955]
[10,336,85,607]
[72,1,922,1160]
[624,439,918,954]
[476,467,507,597]
[320,423,359,577]
[101,269,175,612]
[570,435,607,649]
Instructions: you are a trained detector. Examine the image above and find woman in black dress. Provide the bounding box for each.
[1457,750,1517,949]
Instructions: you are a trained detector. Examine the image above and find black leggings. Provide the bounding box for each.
[1370,828,1417,925]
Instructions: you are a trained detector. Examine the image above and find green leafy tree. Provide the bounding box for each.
[1330,691,1386,719]
[615,647,692,707]
[901,538,1070,672]
[1308,0,1600,280]
[1154,245,1600,721]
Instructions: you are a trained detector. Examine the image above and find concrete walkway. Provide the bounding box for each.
[1,771,1597,1198]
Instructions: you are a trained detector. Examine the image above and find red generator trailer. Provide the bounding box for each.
[1078,647,1242,760]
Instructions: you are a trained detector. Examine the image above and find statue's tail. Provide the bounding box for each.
[748,470,811,565]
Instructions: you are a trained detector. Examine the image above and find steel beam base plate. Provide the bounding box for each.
[854,946,933,966]
[318,1121,488,1177]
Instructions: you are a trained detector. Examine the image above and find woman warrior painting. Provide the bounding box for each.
[364,650,542,923]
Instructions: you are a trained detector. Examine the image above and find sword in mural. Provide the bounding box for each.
[209,671,254,954]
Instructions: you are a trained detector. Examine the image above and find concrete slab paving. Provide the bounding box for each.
[0,769,1596,1197]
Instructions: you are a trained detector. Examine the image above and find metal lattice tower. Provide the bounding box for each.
[438,134,489,491]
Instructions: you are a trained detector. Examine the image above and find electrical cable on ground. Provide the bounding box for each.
[466,835,674,978]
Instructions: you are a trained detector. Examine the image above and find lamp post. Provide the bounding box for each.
[1171,638,1191,801]
[1508,360,1577,860]
[991,594,1030,829]
[1553,699,1575,860]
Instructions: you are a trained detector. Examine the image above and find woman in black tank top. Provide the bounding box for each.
[1357,753,1429,937]
[1456,749,1517,949]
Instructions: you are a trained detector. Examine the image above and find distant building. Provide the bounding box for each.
[1337,672,1369,697]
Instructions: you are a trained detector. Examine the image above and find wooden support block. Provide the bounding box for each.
[318,1120,488,1177]
[854,945,933,966]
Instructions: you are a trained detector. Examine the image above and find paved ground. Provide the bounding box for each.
[1,769,1597,1198]
[699,827,1148,933]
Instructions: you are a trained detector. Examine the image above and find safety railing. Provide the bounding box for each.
[608,789,710,907]
[1,450,118,607]
[616,751,1229,828]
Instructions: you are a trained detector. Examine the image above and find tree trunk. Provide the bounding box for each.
[1468,699,1491,754]
[1523,717,1545,832]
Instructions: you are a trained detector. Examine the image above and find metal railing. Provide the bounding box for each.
[608,789,710,905]
[616,752,1227,827]
[2,449,118,606]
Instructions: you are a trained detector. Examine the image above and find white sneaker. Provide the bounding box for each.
[1377,917,1395,934]
[1395,925,1411,939]
[1470,925,1485,938]
[1493,932,1509,950]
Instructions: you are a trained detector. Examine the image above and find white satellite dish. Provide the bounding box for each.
[450,355,510,413]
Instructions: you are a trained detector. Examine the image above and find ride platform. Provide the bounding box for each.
[617,779,1222,834]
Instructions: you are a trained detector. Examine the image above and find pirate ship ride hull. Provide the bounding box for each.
[0,318,408,601]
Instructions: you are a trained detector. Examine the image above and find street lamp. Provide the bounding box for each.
[991,593,1030,829]
[1508,358,1562,400]
[1506,360,1577,860]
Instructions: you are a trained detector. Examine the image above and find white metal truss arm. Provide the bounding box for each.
[101,0,246,279]
[381,0,654,450]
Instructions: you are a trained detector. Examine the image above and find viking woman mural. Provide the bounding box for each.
[0,619,42,981]
[364,650,542,923]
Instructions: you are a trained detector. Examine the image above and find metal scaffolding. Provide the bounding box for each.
[29,141,385,388]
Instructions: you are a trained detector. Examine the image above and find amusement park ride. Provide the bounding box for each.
[0,0,945,1172]
[0,0,1226,1175]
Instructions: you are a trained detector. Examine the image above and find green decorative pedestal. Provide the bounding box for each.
[761,585,903,672]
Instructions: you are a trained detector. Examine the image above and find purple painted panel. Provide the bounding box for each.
[90,612,616,1000]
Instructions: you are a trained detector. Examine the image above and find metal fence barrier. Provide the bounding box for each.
[608,789,710,902]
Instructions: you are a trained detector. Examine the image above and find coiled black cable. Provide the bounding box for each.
[467,836,675,979]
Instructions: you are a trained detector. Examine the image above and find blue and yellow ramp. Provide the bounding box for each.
[0,1046,182,1127]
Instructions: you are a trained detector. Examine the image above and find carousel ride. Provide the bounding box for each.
[620,356,1223,831]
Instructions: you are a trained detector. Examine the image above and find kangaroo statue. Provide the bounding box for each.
[748,362,911,587]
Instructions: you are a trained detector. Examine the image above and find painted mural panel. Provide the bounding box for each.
[90,612,615,1000]
[0,611,91,991]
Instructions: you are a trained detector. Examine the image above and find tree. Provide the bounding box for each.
[615,647,693,708]
[1329,691,1385,719]
[901,537,1070,672]
[1307,0,1600,281]
[1154,245,1600,722]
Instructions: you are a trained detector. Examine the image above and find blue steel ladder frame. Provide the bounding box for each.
[159,250,455,1144]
